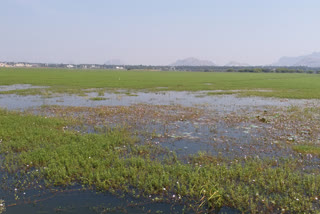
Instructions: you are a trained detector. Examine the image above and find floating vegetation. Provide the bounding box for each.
[207,90,238,95]
[89,97,108,101]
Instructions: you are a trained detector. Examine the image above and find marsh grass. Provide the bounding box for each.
[1,109,320,213]
[293,144,320,156]
[207,91,237,96]
[2,68,320,98]
[89,97,108,101]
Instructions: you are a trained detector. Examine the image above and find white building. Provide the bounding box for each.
[14,63,25,67]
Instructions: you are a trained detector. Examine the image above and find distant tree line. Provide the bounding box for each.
[2,61,320,74]
[162,66,320,74]
[229,67,318,74]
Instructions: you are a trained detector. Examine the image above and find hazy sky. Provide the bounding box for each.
[1,0,320,65]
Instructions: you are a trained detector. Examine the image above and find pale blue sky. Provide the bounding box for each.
[1,0,320,65]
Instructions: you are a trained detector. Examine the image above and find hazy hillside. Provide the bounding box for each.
[224,61,250,67]
[273,52,320,67]
[171,57,216,66]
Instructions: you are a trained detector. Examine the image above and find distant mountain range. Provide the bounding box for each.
[104,59,124,65]
[170,58,251,67]
[104,53,320,67]
[273,52,320,67]
[170,57,216,66]
[224,61,250,67]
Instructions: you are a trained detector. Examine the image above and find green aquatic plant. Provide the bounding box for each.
[0,200,5,214]
[89,97,107,101]
[1,109,320,213]
[292,144,320,156]
[198,186,223,212]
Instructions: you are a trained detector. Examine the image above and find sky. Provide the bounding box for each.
[1,0,320,65]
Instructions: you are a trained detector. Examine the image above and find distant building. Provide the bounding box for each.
[1,62,34,68]
[14,63,25,67]
[90,65,101,69]
[4,64,12,67]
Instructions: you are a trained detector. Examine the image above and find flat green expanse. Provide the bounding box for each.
[1,68,320,98]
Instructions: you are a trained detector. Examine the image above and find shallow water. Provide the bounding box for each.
[0,90,318,113]
[0,84,47,92]
[1,187,189,214]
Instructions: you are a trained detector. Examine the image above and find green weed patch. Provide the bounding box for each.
[0,109,320,212]
[89,97,108,101]
[293,145,320,156]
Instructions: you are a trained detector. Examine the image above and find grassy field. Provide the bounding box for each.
[1,68,320,98]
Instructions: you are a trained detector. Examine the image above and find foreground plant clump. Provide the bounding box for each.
[0,109,320,213]
[0,200,4,214]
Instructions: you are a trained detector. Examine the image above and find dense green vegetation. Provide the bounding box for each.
[1,68,320,98]
[293,144,320,156]
[0,109,320,213]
